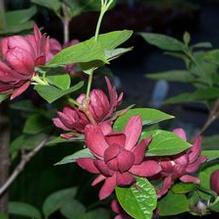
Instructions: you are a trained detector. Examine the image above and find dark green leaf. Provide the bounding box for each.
[43,188,77,218]
[203,135,219,149]
[192,42,213,49]
[81,209,110,219]
[34,81,84,103]
[205,49,219,65]
[23,114,51,134]
[140,32,186,52]
[202,150,219,161]
[146,70,194,82]
[31,0,61,12]
[172,183,195,194]
[55,148,93,165]
[165,88,219,104]
[116,178,157,219]
[0,94,8,103]
[113,108,174,131]
[9,202,41,219]
[158,191,189,216]
[142,130,191,156]
[10,100,37,112]
[60,200,85,219]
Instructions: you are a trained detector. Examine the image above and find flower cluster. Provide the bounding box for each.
[0,25,49,99]
[53,77,123,138]
[157,128,207,197]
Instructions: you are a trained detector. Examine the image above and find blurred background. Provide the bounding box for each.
[1,0,219,218]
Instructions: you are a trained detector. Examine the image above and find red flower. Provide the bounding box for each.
[211,170,219,194]
[53,77,123,138]
[158,128,207,197]
[0,24,49,99]
[77,116,161,200]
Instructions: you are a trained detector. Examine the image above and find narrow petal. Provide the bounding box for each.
[92,175,106,186]
[157,176,173,198]
[173,128,187,140]
[180,175,200,184]
[94,160,114,176]
[132,138,151,165]
[76,158,99,174]
[85,125,109,159]
[53,118,70,131]
[10,81,30,99]
[129,160,161,177]
[188,136,202,163]
[186,156,207,173]
[99,175,117,200]
[124,116,142,150]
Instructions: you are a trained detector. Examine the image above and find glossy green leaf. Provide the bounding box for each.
[113,108,174,131]
[47,30,133,67]
[60,200,85,219]
[158,191,189,216]
[165,88,219,104]
[146,70,194,82]
[34,81,84,103]
[202,150,219,161]
[116,178,157,219]
[140,32,185,52]
[47,73,71,90]
[142,130,191,156]
[23,114,51,134]
[31,0,61,12]
[172,183,195,194]
[55,148,93,165]
[43,187,77,218]
[9,202,41,219]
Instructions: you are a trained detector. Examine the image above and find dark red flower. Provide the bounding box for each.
[158,128,207,197]
[211,169,219,194]
[77,116,161,200]
[53,77,123,138]
[0,24,49,99]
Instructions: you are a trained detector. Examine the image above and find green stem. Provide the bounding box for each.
[68,98,80,107]
[31,75,48,86]
[86,70,94,99]
[94,7,106,42]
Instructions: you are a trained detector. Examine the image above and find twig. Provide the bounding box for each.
[0,138,48,197]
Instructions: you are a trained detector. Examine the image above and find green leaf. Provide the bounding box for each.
[80,209,110,219]
[146,70,194,82]
[113,108,174,131]
[105,47,133,61]
[158,191,189,216]
[116,177,157,219]
[142,130,191,156]
[9,202,41,219]
[202,150,219,161]
[60,200,85,219]
[192,42,213,49]
[140,32,186,52]
[172,183,195,194]
[205,49,219,65]
[5,6,37,26]
[10,133,47,160]
[0,94,8,103]
[210,202,219,212]
[47,73,71,90]
[23,114,51,134]
[34,81,84,103]
[10,100,37,112]
[55,148,93,165]
[31,0,61,12]
[165,88,219,104]
[47,30,133,67]
[203,135,219,149]
[43,188,77,218]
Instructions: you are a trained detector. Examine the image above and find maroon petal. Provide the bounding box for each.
[124,116,142,150]
[117,150,135,172]
[10,81,30,99]
[99,121,112,135]
[104,144,121,163]
[132,138,151,165]
[157,176,173,198]
[129,160,161,177]
[53,118,70,131]
[105,133,126,147]
[77,158,99,174]
[186,156,207,173]
[94,160,114,176]
[92,174,106,186]
[116,172,135,186]
[99,175,117,200]
[85,124,109,159]
[188,136,202,163]
[180,175,200,184]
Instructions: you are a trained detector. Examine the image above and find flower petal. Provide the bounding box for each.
[157,176,173,198]
[124,116,142,150]
[173,128,187,140]
[116,172,135,186]
[85,124,109,159]
[188,136,202,163]
[10,81,30,99]
[129,160,161,177]
[180,175,200,184]
[105,133,126,147]
[92,174,106,186]
[77,158,99,174]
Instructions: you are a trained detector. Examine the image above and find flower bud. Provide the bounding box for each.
[211,169,219,194]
